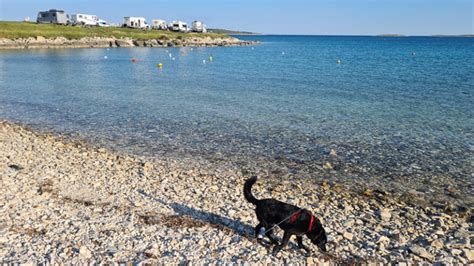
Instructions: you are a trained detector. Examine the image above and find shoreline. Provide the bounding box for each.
[0,36,258,49]
[1,120,472,263]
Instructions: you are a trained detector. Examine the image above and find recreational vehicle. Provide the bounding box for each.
[152,19,167,30]
[37,9,69,24]
[123,17,150,29]
[171,21,188,32]
[70,13,99,26]
[192,21,207,33]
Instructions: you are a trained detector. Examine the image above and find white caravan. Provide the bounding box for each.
[152,19,167,30]
[70,13,99,26]
[192,21,207,33]
[171,21,188,32]
[123,17,150,29]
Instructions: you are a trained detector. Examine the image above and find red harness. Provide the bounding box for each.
[289,210,315,232]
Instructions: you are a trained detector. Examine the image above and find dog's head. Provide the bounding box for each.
[307,225,327,252]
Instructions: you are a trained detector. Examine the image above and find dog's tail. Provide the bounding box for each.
[244,176,260,205]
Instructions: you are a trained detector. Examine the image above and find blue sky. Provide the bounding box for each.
[0,0,472,35]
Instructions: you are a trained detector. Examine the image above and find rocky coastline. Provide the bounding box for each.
[0,36,257,49]
[0,120,472,264]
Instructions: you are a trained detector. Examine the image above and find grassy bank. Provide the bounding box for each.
[0,21,226,40]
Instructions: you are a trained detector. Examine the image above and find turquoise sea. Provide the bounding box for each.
[1,35,472,205]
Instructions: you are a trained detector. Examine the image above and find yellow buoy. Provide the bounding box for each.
[209,56,213,62]
[157,63,163,68]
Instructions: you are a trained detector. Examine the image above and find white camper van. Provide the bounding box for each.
[171,21,188,32]
[152,19,167,30]
[192,21,207,33]
[123,17,150,29]
[70,13,99,26]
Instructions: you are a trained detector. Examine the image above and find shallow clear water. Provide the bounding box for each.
[1,36,473,204]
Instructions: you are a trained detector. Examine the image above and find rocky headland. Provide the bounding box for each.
[0,36,257,49]
[0,121,472,264]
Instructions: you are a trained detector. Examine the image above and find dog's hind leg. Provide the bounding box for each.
[265,227,280,245]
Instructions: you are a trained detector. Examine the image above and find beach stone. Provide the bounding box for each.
[323,162,333,170]
[343,232,353,241]
[115,39,134,47]
[363,189,373,197]
[144,244,161,259]
[431,239,443,250]
[378,236,390,245]
[307,257,316,264]
[409,245,434,261]
[451,249,462,256]
[79,246,92,259]
[106,246,118,256]
[379,209,391,221]
[344,219,355,227]
[463,249,473,261]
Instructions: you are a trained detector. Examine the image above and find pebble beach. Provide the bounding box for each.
[1,121,472,264]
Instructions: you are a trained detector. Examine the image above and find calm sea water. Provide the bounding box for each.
[1,36,473,204]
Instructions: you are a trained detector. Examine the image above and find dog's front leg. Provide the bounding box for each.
[272,231,291,255]
[296,236,311,254]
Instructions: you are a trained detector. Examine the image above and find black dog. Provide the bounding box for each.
[244,176,327,255]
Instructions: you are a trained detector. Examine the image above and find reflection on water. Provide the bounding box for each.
[0,36,473,206]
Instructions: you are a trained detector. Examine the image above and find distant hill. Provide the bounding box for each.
[376,34,406,37]
[207,29,259,35]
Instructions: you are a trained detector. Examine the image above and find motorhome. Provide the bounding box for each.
[171,21,188,32]
[123,17,150,29]
[192,21,207,33]
[70,13,99,26]
[152,19,167,30]
[37,9,69,24]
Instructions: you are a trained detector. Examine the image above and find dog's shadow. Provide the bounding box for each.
[137,189,299,250]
